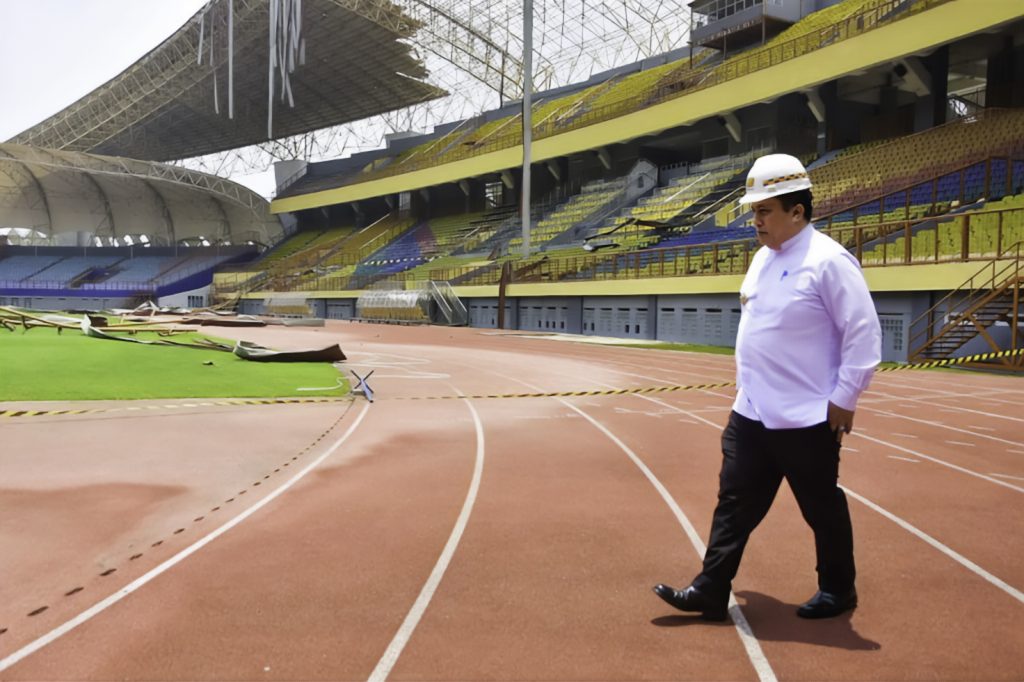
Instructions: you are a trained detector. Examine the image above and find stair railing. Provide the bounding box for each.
[907,240,1022,360]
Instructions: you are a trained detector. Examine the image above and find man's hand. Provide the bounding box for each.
[827,402,856,443]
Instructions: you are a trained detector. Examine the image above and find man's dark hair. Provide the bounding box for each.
[778,189,814,222]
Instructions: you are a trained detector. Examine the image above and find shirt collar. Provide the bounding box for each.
[777,222,814,253]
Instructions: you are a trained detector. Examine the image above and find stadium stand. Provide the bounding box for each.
[815,109,1024,218]
[0,247,252,297]
[277,0,951,197]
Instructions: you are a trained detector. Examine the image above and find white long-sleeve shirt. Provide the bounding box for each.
[733,223,882,429]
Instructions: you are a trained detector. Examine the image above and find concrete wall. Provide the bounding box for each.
[266,289,940,362]
[158,285,210,309]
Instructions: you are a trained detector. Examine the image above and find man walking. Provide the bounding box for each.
[654,154,882,621]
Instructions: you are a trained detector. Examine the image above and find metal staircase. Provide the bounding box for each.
[428,280,468,326]
[908,241,1023,370]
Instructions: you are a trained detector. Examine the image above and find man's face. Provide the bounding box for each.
[750,197,804,250]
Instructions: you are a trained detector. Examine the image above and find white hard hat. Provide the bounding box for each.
[738,153,812,205]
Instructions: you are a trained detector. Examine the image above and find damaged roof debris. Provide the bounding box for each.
[0,305,346,364]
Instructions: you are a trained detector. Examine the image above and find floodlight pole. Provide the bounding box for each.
[521,0,533,259]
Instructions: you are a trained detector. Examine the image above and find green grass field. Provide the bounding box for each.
[0,328,348,401]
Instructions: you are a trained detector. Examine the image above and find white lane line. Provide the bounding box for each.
[859,406,1024,448]
[891,433,919,439]
[1009,449,1024,455]
[889,456,921,463]
[845,447,860,453]
[990,473,1024,482]
[841,487,1024,605]
[972,426,996,432]
[368,392,485,682]
[946,440,977,448]
[484,369,776,682]
[0,402,371,674]
[859,389,1019,406]
[851,432,1024,494]
[612,391,1024,608]
[562,400,777,682]
[550,368,1024,608]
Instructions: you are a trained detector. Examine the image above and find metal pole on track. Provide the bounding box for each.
[521,0,533,259]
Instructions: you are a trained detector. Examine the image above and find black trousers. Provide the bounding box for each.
[692,411,855,600]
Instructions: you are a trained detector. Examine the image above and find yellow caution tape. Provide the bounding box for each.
[392,347,1024,401]
[2,349,1019,414]
[0,397,348,419]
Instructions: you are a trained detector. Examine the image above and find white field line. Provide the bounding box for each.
[841,487,1024,605]
[990,473,1024,482]
[608,392,1024,609]
[506,358,1024,615]
[481,368,777,682]
[368,391,485,682]
[860,391,1024,421]
[654,379,1024,492]
[847,433,1023,493]
[858,406,1024,447]
[0,402,371,674]
[673,384,1024,450]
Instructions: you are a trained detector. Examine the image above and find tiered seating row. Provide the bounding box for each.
[1,250,244,291]
[282,0,934,195]
[508,180,628,251]
[813,109,1024,216]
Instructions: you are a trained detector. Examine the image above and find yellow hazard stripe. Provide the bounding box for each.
[3,350,1021,414]
[391,349,1023,401]
[0,397,349,419]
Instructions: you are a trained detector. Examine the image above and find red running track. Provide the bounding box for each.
[1,320,1022,681]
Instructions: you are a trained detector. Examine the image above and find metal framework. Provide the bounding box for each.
[9,0,443,162]
[7,1,694,187]
[188,0,695,181]
[0,143,280,245]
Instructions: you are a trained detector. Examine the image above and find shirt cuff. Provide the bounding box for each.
[828,384,861,412]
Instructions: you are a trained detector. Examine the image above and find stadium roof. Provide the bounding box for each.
[7,0,445,163]
[0,143,281,245]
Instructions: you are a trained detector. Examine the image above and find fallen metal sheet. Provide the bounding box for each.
[181,316,267,327]
[263,317,326,327]
[233,339,346,363]
[79,316,232,351]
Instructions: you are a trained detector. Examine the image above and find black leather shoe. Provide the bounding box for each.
[796,589,858,619]
[652,583,729,621]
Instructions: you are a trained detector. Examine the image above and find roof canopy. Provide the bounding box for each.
[0,143,281,246]
[8,0,445,162]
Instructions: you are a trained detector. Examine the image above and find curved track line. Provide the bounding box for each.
[841,487,1024,604]
[850,432,1024,494]
[492,352,1024,615]
[479,366,777,682]
[581,388,1024,603]
[0,402,371,674]
[648,387,1024,489]
[863,388,1024,421]
[368,390,485,682]
[857,406,1024,447]
[562,402,778,682]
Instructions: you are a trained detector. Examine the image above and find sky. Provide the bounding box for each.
[0,0,276,196]
[0,1,208,141]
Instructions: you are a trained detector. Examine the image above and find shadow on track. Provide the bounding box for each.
[651,591,882,651]
[734,591,882,650]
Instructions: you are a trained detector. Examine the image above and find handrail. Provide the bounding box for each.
[239,202,1023,293]
[290,0,951,193]
[907,240,1022,357]
[833,204,1023,265]
[819,152,1024,222]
